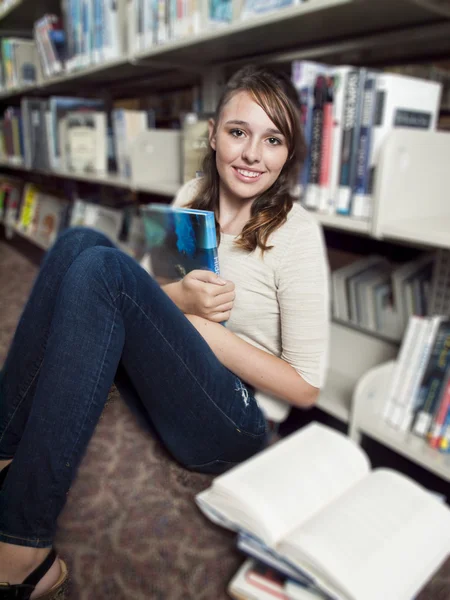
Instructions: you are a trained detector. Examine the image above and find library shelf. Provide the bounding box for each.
[0,160,180,197]
[350,361,450,483]
[381,217,450,251]
[0,0,60,28]
[133,0,445,66]
[313,212,371,235]
[317,369,354,423]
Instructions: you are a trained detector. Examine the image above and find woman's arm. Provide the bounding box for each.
[185,314,319,409]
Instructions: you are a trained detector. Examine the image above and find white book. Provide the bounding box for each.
[364,73,441,220]
[197,422,450,600]
[64,110,107,173]
[103,0,127,60]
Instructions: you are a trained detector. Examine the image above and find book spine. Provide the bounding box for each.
[351,72,376,220]
[412,323,450,437]
[398,316,443,432]
[438,400,450,453]
[429,373,450,449]
[304,74,325,210]
[336,68,360,215]
[382,316,422,423]
[317,75,334,213]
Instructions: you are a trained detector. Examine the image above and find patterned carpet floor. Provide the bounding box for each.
[0,235,449,600]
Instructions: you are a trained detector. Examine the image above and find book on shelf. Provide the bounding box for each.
[63,110,108,174]
[20,98,51,171]
[49,97,105,169]
[196,422,450,600]
[239,0,302,20]
[33,14,66,78]
[291,61,443,220]
[69,198,125,243]
[140,204,219,284]
[182,112,212,183]
[382,314,450,449]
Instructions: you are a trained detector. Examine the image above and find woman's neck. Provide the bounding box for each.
[218,188,254,236]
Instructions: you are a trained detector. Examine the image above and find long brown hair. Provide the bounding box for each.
[188,65,307,252]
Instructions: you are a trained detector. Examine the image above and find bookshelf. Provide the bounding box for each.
[0,159,179,196]
[349,361,450,482]
[0,0,450,482]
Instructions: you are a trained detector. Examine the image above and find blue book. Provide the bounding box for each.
[141,204,220,284]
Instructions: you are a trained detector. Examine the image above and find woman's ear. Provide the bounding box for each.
[208,118,216,150]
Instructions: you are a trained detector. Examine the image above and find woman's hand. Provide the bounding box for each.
[164,270,235,322]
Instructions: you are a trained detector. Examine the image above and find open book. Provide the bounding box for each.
[196,423,450,600]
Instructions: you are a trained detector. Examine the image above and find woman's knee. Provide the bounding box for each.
[54,227,114,255]
[60,246,124,301]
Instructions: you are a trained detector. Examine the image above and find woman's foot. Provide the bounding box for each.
[0,543,63,599]
[0,458,12,471]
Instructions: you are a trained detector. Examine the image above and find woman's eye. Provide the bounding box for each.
[230,129,245,138]
[267,137,282,146]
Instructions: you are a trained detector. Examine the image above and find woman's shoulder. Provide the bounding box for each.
[272,201,324,248]
[172,178,202,207]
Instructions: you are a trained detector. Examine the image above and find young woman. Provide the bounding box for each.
[0,65,329,599]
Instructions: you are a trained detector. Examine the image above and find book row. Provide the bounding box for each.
[0,1,305,88]
[291,60,442,221]
[330,252,435,342]
[382,315,450,452]
[0,175,144,254]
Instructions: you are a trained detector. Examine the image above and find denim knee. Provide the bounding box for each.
[60,246,125,303]
[55,226,114,253]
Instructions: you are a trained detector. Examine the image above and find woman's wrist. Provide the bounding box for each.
[162,281,186,313]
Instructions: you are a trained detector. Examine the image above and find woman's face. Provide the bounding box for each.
[210,90,289,205]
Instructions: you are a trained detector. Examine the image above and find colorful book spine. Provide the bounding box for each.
[317,75,334,213]
[351,72,376,219]
[336,68,365,215]
[304,74,326,210]
[429,373,450,449]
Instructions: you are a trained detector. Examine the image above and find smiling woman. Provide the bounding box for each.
[0,65,328,600]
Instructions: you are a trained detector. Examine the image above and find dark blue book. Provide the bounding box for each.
[141,204,219,284]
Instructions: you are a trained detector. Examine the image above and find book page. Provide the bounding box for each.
[196,423,370,547]
[281,469,450,600]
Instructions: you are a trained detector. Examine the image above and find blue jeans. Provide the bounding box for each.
[0,227,268,548]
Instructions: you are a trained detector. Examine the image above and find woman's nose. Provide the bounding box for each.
[242,139,261,164]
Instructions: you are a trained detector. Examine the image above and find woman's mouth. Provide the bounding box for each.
[233,167,263,182]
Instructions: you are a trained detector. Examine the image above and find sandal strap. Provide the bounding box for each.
[0,548,57,600]
[23,548,57,587]
[0,582,34,599]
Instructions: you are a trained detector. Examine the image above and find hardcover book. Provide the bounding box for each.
[141,204,219,285]
[196,422,450,600]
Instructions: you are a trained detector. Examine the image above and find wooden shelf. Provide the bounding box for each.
[350,362,450,483]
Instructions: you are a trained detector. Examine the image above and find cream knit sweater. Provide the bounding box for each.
[168,179,330,422]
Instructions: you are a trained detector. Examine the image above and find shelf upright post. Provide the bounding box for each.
[201,67,226,113]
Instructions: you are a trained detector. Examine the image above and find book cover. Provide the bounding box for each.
[141,204,219,284]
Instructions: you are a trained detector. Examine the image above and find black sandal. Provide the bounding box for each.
[0,548,68,599]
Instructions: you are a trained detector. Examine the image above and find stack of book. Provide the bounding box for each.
[330,252,435,341]
[382,315,450,451]
[196,422,450,600]
[292,61,443,220]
